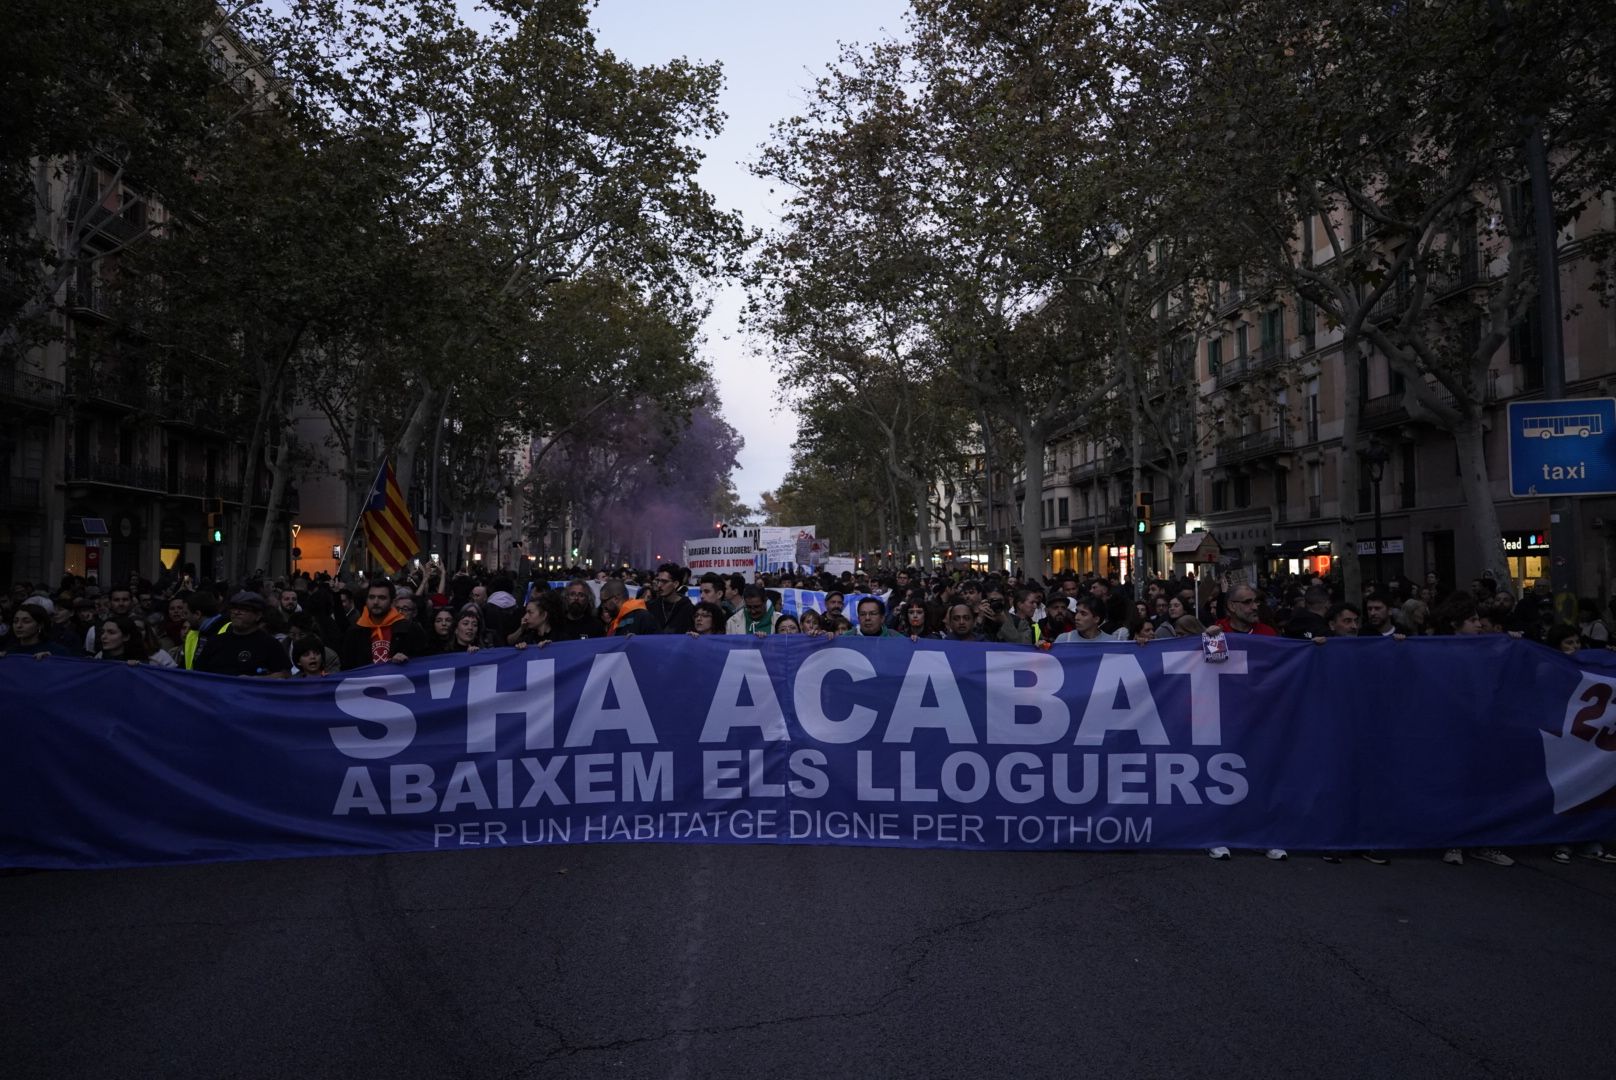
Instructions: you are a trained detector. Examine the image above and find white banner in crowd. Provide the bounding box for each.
[682,536,757,583]
[825,556,856,577]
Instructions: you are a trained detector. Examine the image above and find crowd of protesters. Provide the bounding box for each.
[4,557,1613,868]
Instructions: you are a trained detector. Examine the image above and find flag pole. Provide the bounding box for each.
[334,457,387,583]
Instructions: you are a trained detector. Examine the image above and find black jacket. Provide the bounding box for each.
[339,615,431,669]
[641,594,695,634]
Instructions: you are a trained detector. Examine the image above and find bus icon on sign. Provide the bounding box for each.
[1523,414,1603,439]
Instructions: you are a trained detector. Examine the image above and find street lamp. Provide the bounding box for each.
[1359,436,1391,591]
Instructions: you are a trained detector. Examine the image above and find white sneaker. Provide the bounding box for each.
[1265,848,1288,861]
[1208,846,1231,860]
[1442,848,1464,865]
[1471,848,1514,867]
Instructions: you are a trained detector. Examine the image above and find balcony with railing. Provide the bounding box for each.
[65,279,115,319]
[1214,280,1247,318]
[0,365,65,412]
[1070,504,1134,536]
[0,476,44,514]
[1212,353,1249,391]
[1361,392,1409,429]
[69,365,161,412]
[1216,425,1294,466]
[157,385,230,431]
[65,458,167,491]
[1251,339,1285,372]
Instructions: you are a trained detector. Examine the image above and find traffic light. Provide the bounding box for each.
[1134,492,1151,534]
[207,512,223,544]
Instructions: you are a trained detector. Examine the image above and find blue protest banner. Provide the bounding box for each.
[4,636,1614,870]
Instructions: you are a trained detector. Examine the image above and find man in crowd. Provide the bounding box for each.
[1326,603,1361,637]
[823,590,846,622]
[339,578,428,668]
[998,588,1041,646]
[727,584,774,635]
[601,579,654,636]
[1055,596,1128,643]
[84,584,137,653]
[1039,594,1074,643]
[193,591,291,677]
[698,574,725,608]
[554,580,605,641]
[843,596,903,637]
[942,602,985,642]
[1361,594,1398,638]
[643,563,695,634]
[1283,585,1332,640]
[723,574,746,616]
[1216,584,1277,636]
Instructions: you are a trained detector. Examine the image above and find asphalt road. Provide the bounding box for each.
[3,843,1614,1080]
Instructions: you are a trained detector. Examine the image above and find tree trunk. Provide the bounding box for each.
[1452,415,1511,584]
[978,407,1001,573]
[1017,417,1046,580]
[1131,370,1145,584]
[392,379,437,500]
[1336,336,1364,601]
[253,434,292,578]
[911,474,933,567]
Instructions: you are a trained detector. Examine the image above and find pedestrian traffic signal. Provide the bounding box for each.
[207,513,223,544]
[1135,494,1151,534]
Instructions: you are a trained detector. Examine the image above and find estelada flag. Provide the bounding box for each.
[361,459,419,573]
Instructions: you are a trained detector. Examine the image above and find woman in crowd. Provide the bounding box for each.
[688,601,728,637]
[426,606,457,654]
[0,602,78,658]
[447,604,492,653]
[1129,615,1156,644]
[95,613,176,668]
[1546,624,1582,655]
[800,609,825,635]
[509,591,559,646]
[774,613,801,635]
[1399,598,1430,636]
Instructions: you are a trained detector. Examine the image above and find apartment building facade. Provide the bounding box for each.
[953,192,1615,596]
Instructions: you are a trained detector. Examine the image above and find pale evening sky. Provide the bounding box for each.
[586,0,914,509]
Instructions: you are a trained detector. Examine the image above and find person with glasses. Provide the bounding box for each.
[1214,584,1277,636]
[643,563,695,634]
[554,580,605,641]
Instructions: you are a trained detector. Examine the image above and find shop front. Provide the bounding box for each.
[1268,539,1333,579]
[1503,531,1549,592]
[1355,537,1405,584]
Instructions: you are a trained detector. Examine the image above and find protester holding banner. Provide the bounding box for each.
[193,592,292,677]
[689,602,727,636]
[1215,585,1277,636]
[338,579,428,668]
[726,585,774,636]
[844,596,903,637]
[554,581,606,642]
